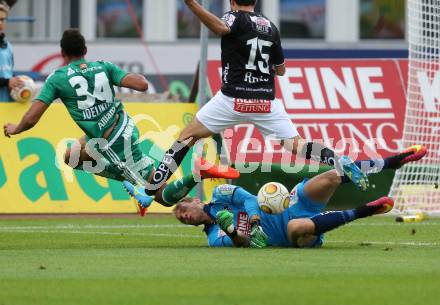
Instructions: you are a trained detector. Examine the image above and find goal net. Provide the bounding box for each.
[389,0,440,215]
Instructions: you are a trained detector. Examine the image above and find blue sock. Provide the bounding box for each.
[310,210,356,235]
[310,205,380,235]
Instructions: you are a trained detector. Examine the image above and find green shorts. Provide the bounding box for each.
[98,111,155,185]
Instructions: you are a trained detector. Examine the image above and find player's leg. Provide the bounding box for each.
[251,101,369,190]
[302,169,341,204]
[64,135,125,181]
[301,145,428,202]
[144,116,211,194]
[283,166,374,247]
[119,114,234,209]
[146,91,241,195]
[287,196,394,247]
[125,157,240,208]
[64,135,90,165]
[338,144,428,184]
[123,171,199,209]
[293,144,426,187]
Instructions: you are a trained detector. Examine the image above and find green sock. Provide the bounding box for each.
[161,174,198,206]
[73,159,125,181]
[94,163,125,181]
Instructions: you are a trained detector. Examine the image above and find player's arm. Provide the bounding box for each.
[104,61,148,92]
[184,0,230,36]
[275,64,286,76]
[0,76,24,91]
[3,100,49,137]
[272,26,286,76]
[207,226,250,247]
[231,188,269,248]
[213,210,249,247]
[120,73,148,92]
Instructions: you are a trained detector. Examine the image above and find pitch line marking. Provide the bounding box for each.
[0,224,188,230]
[1,222,439,231]
[327,240,440,247]
[0,229,439,247]
[0,229,204,239]
[349,222,440,226]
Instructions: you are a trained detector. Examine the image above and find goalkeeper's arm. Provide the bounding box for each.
[226,229,249,248]
[215,210,249,247]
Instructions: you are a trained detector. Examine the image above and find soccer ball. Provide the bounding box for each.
[10,75,36,103]
[257,182,291,214]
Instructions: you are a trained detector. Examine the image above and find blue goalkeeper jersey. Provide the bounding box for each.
[203,184,295,247]
[204,181,326,247]
[0,41,14,102]
[203,184,260,247]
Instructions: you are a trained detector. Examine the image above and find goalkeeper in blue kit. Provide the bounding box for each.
[173,145,426,248]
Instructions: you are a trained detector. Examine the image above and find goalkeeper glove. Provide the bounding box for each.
[216,210,237,237]
[249,220,268,248]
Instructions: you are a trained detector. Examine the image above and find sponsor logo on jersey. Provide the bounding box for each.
[97,106,116,130]
[251,16,270,27]
[244,72,270,84]
[237,212,250,236]
[67,68,75,76]
[222,13,236,28]
[217,184,236,196]
[289,185,299,205]
[250,16,271,34]
[234,98,271,113]
[80,63,88,70]
[223,63,230,84]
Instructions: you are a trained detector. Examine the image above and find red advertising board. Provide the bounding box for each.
[207,59,409,163]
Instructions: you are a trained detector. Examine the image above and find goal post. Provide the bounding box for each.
[389,0,440,215]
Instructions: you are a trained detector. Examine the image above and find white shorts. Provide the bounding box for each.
[196,91,299,139]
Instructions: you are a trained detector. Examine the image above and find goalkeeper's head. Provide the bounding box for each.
[173,197,212,226]
[60,28,87,59]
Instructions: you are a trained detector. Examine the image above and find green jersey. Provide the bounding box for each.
[37,59,128,138]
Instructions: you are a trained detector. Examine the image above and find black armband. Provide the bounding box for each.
[0,77,9,87]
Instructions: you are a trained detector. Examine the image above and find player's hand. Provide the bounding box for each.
[249,223,268,249]
[3,123,17,138]
[8,76,24,91]
[216,210,234,234]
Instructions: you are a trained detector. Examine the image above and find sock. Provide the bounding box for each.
[94,166,124,181]
[310,205,381,235]
[160,174,198,207]
[339,153,410,184]
[302,142,337,166]
[146,141,190,195]
[73,158,125,181]
[310,211,355,235]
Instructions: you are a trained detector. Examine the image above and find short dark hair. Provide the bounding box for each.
[234,0,257,6]
[60,28,87,57]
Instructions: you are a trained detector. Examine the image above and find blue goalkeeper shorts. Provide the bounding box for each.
[260,179,326,248]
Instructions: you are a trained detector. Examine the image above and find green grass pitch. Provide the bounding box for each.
[0,215,439,305]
